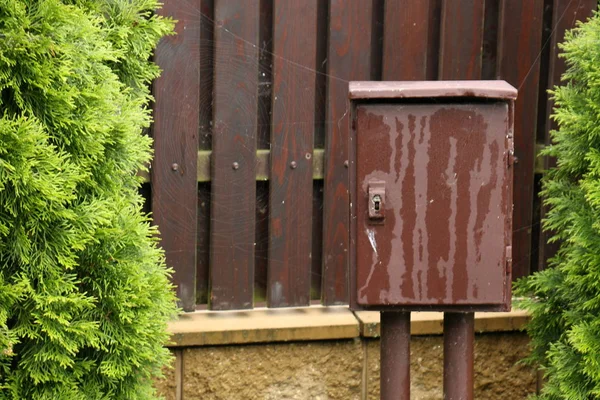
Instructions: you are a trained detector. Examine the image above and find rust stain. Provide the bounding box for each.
[400,115,417,301]
[411,115,431,300]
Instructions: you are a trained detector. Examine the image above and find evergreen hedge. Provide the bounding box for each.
[0,1,176,398]
[515,10,600,400]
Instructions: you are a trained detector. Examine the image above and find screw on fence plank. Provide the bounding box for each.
[290,161,297,169]
[171,163,179,171]
[232,162,239,170]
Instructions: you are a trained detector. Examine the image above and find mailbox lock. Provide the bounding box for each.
[373,195,382,211]
[368,180,386,221]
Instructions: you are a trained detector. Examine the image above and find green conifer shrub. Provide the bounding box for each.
[515,10,600,400]
[0,1,176,398]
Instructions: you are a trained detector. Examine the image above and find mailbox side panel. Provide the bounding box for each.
[354,103,510,308]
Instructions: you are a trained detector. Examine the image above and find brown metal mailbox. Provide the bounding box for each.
[349,81,517,312]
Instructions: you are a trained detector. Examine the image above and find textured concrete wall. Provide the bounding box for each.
[366,332,536,399]
[155,332,536,399]
[155,351,177,400]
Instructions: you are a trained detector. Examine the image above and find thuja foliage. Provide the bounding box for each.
[0,1,177,398]
[515,11,600,400]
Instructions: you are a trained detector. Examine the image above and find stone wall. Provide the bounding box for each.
[156,332,537,399]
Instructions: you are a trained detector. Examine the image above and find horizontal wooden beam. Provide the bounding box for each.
[143,143,543,182]
[165,306,530,347]
[168,306,359,347]
[143,149,325,183]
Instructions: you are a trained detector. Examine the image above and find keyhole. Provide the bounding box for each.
[373,195,381,211]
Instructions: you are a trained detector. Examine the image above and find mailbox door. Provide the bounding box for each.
[354,102,512,308]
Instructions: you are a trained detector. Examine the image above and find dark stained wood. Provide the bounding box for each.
[147,0,582,311]
[439,0,485,80]
[153,0,201,311]
[209,0,260,310]
[370,0,384,81]
[268,0,317,307]
[382,0,431,80]
[497,0,544,279]
[322,0,374,305]
[538,0,597,270]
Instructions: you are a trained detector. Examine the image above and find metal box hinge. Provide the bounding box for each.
[505,245,512,274]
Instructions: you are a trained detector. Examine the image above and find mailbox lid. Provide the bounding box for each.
[349,80,518,101]
[353,102,512,308]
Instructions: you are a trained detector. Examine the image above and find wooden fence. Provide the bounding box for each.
[149,0,597,311]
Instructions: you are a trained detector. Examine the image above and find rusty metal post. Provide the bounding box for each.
[380,311,411,400]
[443,312,474,400]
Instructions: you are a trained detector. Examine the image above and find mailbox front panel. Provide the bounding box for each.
[354,102,512,309]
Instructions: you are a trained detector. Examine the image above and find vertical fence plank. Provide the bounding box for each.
[538,0,596,270]
[153,0,201,311]
[268,0,317,307]
[209,0,260,310]
[322,0,373,305]
[439,1,484,80]
[497,0,544,279]
[382,0,431,80]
